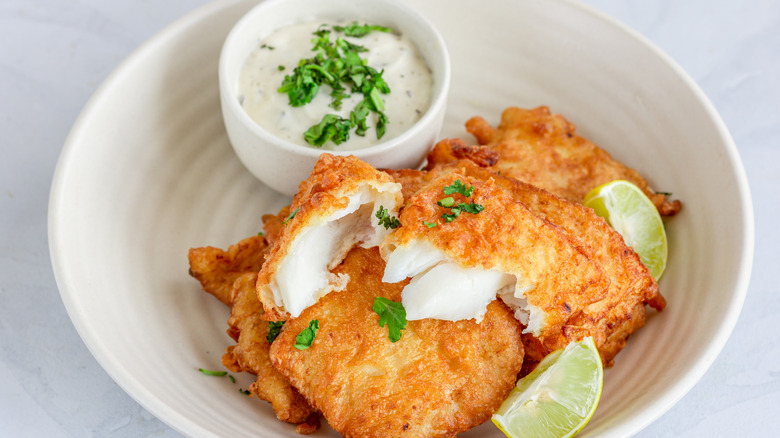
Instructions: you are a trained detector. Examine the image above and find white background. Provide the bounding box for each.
[1,0,778,436]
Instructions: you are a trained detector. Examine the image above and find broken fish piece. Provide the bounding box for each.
[257,153,403,320]
[380,163,609,337]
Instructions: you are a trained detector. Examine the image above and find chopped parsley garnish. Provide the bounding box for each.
[455,202,485,214]
[437,197,455,208]
[423,220,437,228]
[267,321,285,343]
[375,205,400,229]
[435,180,484,223]
[228,375,236,384]
[443,179,474,197]
[333,22,394,37]
[304,114,353,146]
[442,211,460,223]
[372,297,407,342]
[441,202,485,222]
[239,388,251,395]
[198,368,227,377]
[283,207,299,225]
[277,65,285,71]
[277,23,394,147]
[294,319,319,350]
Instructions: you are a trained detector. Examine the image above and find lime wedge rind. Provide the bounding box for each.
[492,337,603,438]
[584,180,668,281]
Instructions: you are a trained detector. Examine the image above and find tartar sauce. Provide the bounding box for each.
[238,21,433,151]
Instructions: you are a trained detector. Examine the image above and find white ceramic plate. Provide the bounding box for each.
[49,0,754,437]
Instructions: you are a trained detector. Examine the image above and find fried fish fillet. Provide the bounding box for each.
[388,159,663,368]
[257,153,403,321]
[187,235,269,305]
[430,106,681,216]
[381,163,609,339]
[188,235,318,429]
[486,166,664,369]
[270,246,524,438]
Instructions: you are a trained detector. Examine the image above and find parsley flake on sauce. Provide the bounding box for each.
[294,319,319,350]
[372,297,407,342]
[333,22,394,38]
[304,114,353,146]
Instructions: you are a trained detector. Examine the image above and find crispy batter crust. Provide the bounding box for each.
[270,247,524,438]
[256,153,402,320]
[188,235,318,427]
[187,235,268,305]
[434,106,681,216]
[483,164,664,366]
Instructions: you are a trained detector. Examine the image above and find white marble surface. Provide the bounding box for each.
[1,0,777,436]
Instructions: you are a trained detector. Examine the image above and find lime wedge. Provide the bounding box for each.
[492,337,603,438]
[584,180,668,280]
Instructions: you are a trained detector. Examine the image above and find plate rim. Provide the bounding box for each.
[47,0,755,437]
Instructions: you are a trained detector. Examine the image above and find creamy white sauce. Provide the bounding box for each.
[238,21,433,151]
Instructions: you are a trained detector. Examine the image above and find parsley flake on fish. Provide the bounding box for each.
[372,297,407,342]
[443,179,474,197]
[283,207,300,225]
[436,180,484,223]
[441,202,485,222]
[437,197,455,207]
[375,205,400,229]
[267,321,285,343]
[295,319,319,350]
[456,202,485,214]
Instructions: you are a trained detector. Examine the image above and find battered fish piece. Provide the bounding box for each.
[270,247,524,438]
[431,106,681,216]
[387,160,663,367]
[486,166,664,368]
[222,273,318,428]
[381,164,609,338]
[257,153,403,321]
[187,235,268,305]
